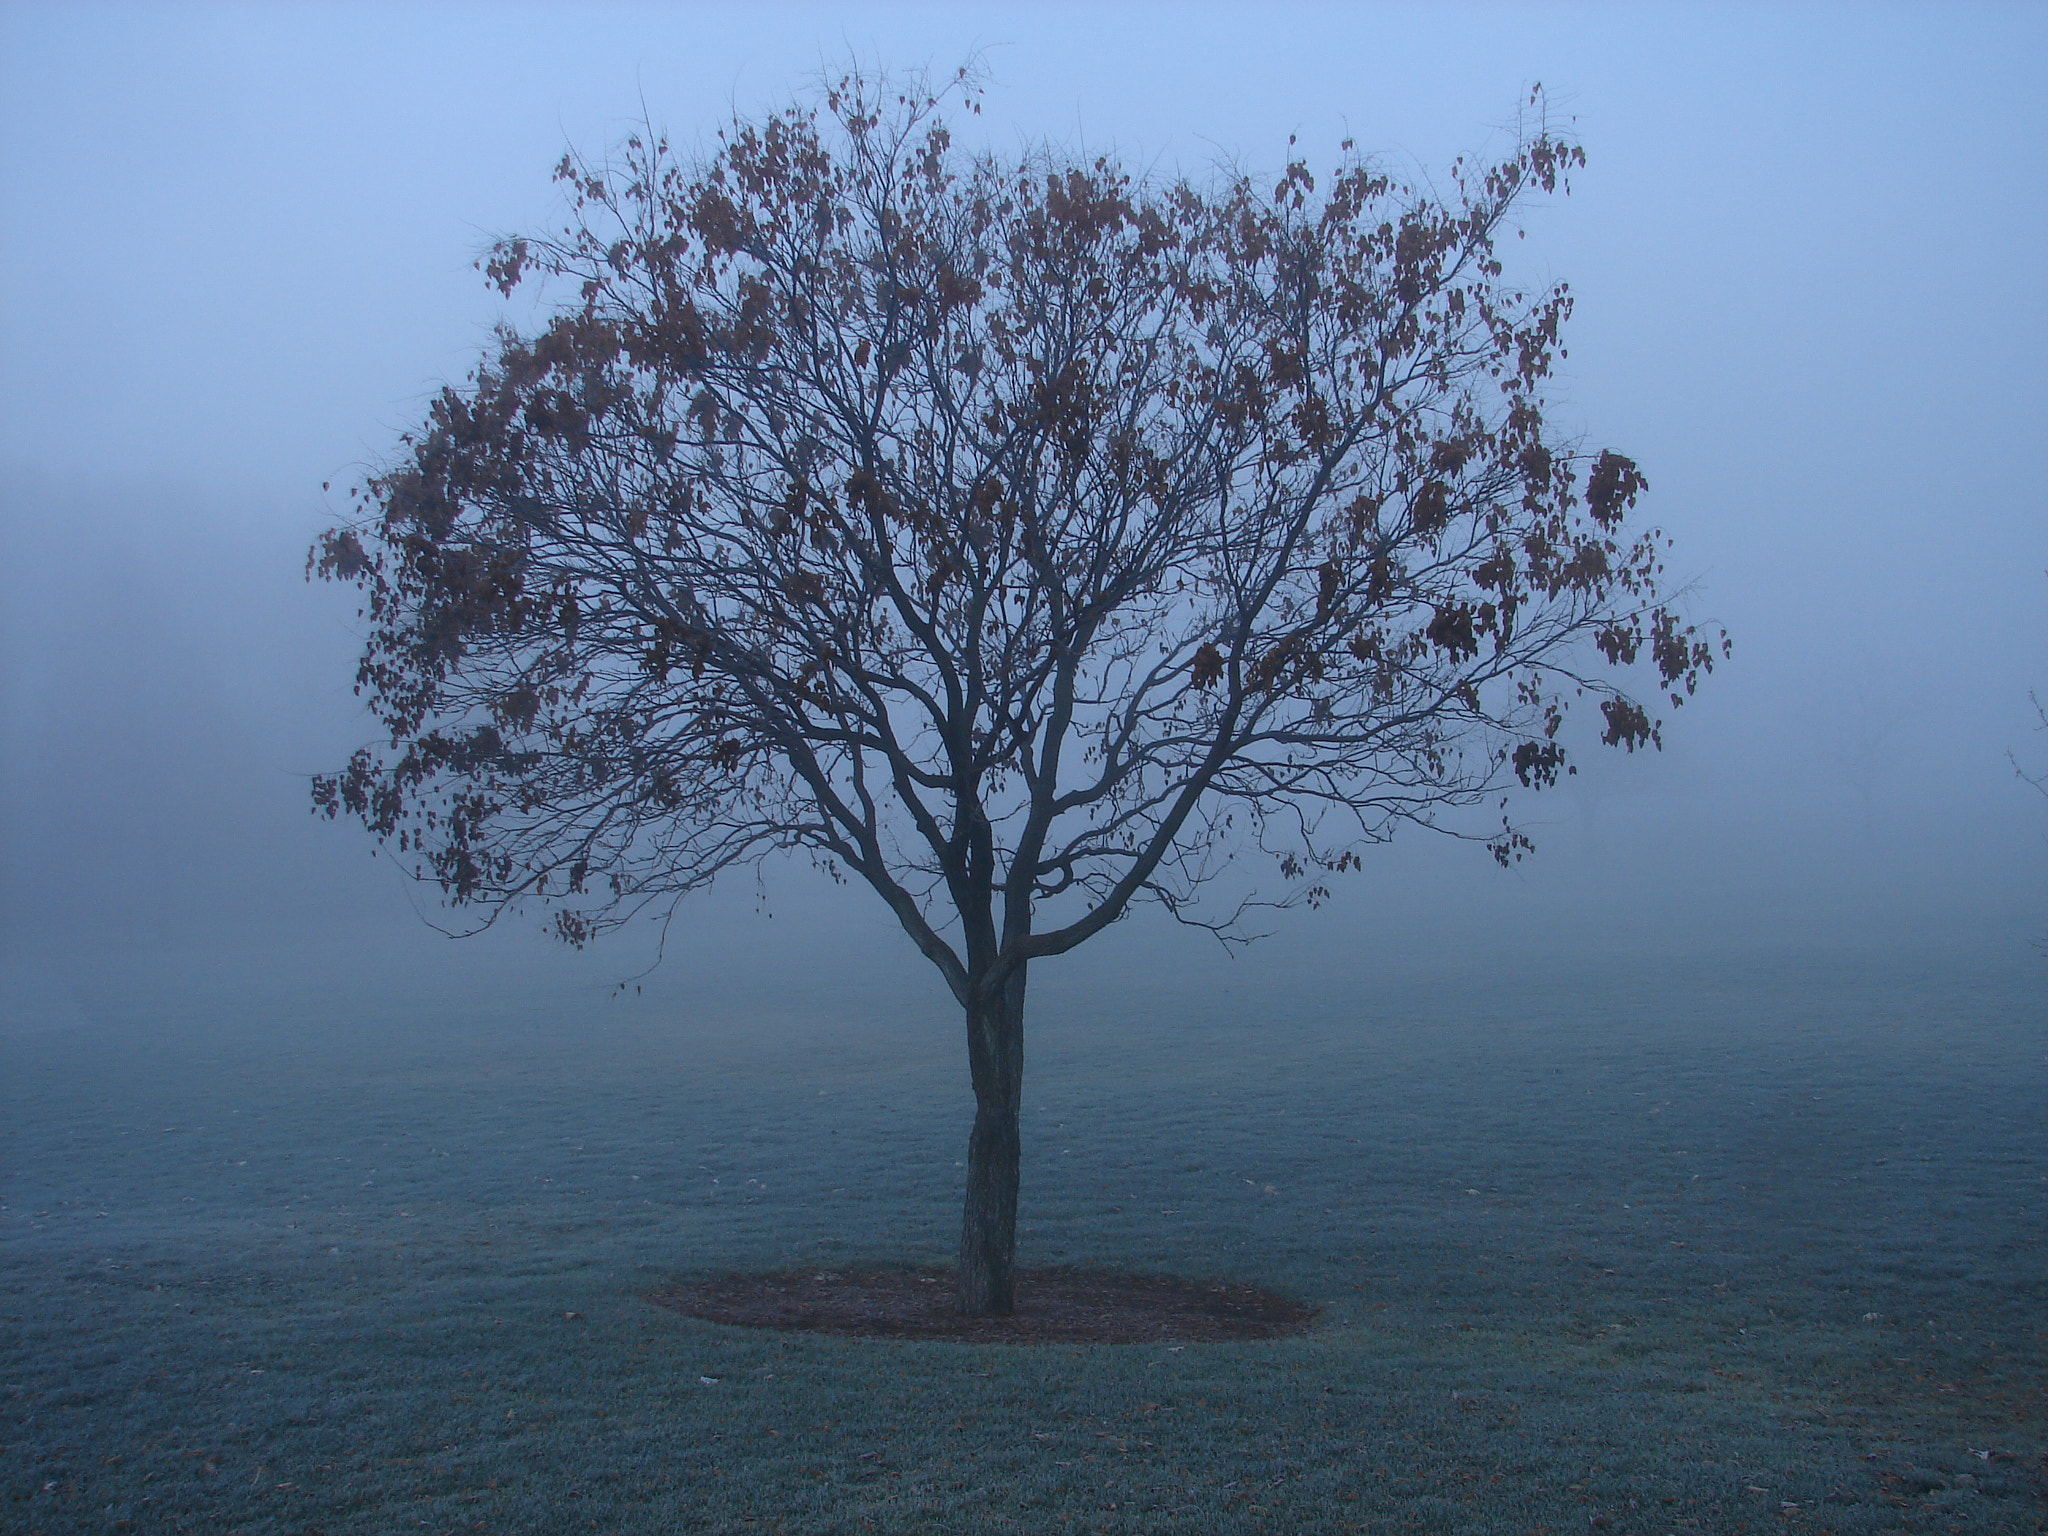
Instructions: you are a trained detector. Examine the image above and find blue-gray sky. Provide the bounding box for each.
[2,2,2043,968]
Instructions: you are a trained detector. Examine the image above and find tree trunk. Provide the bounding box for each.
[957,964,1025,1315]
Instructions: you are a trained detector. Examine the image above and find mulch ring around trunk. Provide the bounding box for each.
[648,1266,1318,1344]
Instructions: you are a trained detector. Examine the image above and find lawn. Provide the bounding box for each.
[3,936,2043,1533]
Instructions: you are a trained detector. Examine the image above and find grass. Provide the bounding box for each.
[2,935,2044,1533]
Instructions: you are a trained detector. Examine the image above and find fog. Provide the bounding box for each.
[5,16,2047,1527]
[3,1,2043,987]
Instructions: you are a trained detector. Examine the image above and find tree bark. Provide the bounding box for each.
[957,964,1026,1315]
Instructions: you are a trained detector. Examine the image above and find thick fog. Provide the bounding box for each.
[3,2,2043,988]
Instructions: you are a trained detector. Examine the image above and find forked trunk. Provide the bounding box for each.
[957,965,1026,1315]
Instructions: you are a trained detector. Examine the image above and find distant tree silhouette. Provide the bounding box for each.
[2016,678,2048,955]
[2017,694,2048,797]
[312,71,1725,1314]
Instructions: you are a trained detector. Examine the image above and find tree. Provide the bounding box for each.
[2015,695,2047,800]
[312,71,1724,1315]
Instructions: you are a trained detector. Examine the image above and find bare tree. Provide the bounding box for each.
[1817,675,1912,822]
[312,72,1724,1315]
[2022,694,2048,799]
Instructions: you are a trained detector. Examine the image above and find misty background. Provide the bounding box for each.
[2,2,2042,1005]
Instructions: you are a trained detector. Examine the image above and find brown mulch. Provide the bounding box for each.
[647,1265,1319,1344]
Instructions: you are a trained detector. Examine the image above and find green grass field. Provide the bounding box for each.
[3,938,2043,1533]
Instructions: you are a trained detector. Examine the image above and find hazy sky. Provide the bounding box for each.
[2,2,2043,969]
